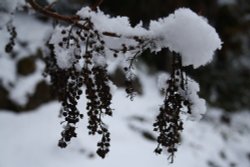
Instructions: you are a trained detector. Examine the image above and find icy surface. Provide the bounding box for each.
[0,74,250,167]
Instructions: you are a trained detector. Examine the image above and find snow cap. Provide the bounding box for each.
[149,8,222,68]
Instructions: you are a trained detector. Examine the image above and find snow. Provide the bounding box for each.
[0,0,25,28]
[0,55,16,88]
[149,8,222,68]
[75,7,222,69]
[93,54,107,67]
[0,13,12,28]
[0,13,52,59]
[0,13,52,105]
[77,7,148,37]
[49,26,85,69]
[55,48,76,69]
[0,74,250,167]
[8,60,45,106]
[183,77,206,121]
[157,72,169,91]
[0,0,18,13]
[13,14,53,60]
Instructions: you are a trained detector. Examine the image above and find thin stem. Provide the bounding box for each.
[27,0,81,24]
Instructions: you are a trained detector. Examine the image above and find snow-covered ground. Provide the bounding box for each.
[0,74,250,167]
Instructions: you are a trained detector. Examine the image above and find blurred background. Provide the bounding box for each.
[1,0,250,112]
[0,0,250,167]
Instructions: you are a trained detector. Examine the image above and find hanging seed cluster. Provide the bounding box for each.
[5,22,17,53]
[81,28,113,158]
[43,14,195,162]
[153,55,191,163]
[44,20,118,158]
[45,43,84,148]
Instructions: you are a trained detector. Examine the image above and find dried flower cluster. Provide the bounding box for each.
[42,14,156,157]
[44,20,116,158]
[45,43,84,148]
[42,11,195,162]
[153,54,191,162]
[81,27,113,158]
[22,0,221,162]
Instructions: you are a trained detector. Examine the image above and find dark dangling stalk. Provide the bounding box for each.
[44,24,113,158]
[153,52,191,163]
[5,21,17,53]
[82,30,112,158]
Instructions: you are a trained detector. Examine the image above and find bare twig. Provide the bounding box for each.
[27,0,80,23]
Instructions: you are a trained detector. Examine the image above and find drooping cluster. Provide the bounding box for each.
[81,27,113,158]
[44,19,119,158]
[43,9,206,161]
[153,54,192,163]
[5,22,17,53]
[45,43,84,148]
[82,64,112,158]
[38,3,221,162]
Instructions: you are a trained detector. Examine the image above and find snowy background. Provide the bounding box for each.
[1,73,250,167]
[1,0,250,167]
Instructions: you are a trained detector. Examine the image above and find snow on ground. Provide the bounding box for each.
[0,74,250,167]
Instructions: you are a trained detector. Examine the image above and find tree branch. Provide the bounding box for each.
[27,0,79,23]
[27,0,121,37]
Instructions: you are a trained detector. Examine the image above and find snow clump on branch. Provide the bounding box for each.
[149,8,222,68]
[75,7,222,69]
[45,5,222,161]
